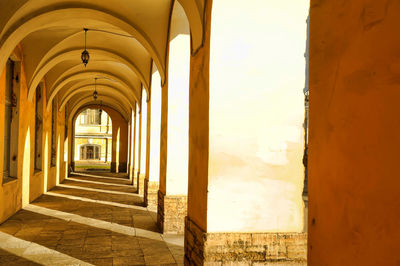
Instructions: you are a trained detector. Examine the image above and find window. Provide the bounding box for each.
[3,59,14,181]
[34,84,43,171]
[80,144,101,160]
[79,109,101,125]
[51,101,57,166]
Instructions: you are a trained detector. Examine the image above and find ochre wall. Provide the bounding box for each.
[309,1,400,265]
[0,46,66,223]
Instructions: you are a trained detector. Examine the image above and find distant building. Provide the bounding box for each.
[74,109,112,162]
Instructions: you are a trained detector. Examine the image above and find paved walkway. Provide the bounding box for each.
[0,172,184,265]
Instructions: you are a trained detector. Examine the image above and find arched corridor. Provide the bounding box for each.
[0,0,399,265]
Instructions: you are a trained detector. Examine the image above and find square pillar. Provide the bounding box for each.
[157,5,190,234]
[145,65,162,210]
[137,88,147,196]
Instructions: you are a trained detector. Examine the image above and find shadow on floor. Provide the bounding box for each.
[0,172,183,266]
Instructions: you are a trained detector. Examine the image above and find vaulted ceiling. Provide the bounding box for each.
[0,0,204,120]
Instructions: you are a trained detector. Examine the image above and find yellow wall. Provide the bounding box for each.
[0,46,66,223]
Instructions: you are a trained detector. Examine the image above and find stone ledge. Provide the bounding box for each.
[185,217,307,265]
[157,190,187,234]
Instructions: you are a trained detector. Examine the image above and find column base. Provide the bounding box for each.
[185,217,307,265]
[118,162,127,173]
[69,162,74,174]
[137,173,145,195]
[144,180,159,211]
[133,169,138,187]
[110,162,117,173]
[157,190,187,234]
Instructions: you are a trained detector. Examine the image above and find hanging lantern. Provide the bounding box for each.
[81,28,90,67]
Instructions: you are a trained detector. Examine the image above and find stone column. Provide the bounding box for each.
[67,118,73,174]
[110,123,118,173]
[133,104,139,187]
[145,65,162,211]
[117,121,128,173]
[158,2,190,234]
[137,88,147,195]
[129,110,135,181]
[185,0,308,264]
[127,121,131,176]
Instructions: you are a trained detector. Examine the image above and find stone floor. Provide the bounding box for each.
[0,172,184,266]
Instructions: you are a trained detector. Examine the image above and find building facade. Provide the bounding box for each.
[74,108,112,163]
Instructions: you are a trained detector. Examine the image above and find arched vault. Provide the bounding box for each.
[29,48,149,101]
[46,69,141,112]
[0,0,204,113]
[68,94,130,122]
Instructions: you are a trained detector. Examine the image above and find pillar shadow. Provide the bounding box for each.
[0,209,183,265]
[50,185,142,207]
[32,194,159,232]
[0,248,40,265]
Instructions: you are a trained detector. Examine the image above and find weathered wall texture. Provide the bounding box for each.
[0,60,21,223]
[206,0,308,233]
[186,0,308,264]
[185,217,307,265]
[144,179,159,210]
[309,1,400,265]
[157,190,187,234]
[187,0,308,235]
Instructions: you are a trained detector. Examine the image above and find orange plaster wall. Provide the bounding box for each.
[309,1,400,265]
[187,0,212,231]
[0,65,21,224]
